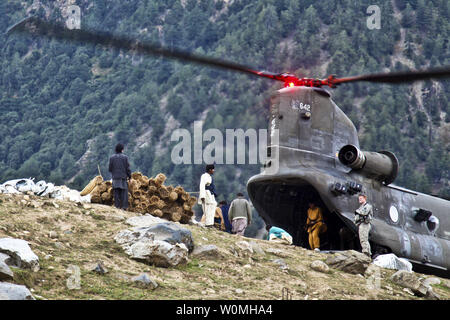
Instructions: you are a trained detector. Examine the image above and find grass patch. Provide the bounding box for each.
[12,267,39,288]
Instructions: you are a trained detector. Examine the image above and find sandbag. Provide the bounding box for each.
[372,254,413,272]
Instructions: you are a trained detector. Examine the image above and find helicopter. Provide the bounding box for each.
[6,17,450,277]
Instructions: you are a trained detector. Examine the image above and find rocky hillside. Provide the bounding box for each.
[0,193,448,300]
[0,0,449,200]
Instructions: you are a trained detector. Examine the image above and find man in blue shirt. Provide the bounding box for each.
[266,224,293,245]
[218,201,232,233]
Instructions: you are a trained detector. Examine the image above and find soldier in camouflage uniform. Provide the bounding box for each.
[354,193,373,258]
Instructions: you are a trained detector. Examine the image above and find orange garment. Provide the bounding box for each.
[306,207,327,249]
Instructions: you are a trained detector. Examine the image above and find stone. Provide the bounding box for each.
[325,250,371,275]
[272,258,289,271]
[146,223,194,252]
[191,244,221,259]
[126,215,167,228]
[310,260,330,273]
[425,287,440,300]
[235,241,253,254]
[129,240,188,268]
[265,248,290,258]
[235,289,243,294]
[0,238,40,271]
[0,259,14,281]
[49,231,58,239]
[91,261,108,274]
[0,253,11,265]
[249,241,265,255]
[0,282,35,300]
[390,270,428,297]
[403,288,415,296]
[116,223,194,253]
[423,277,441,288]
[115,221,193,268]
[131,273,158,289]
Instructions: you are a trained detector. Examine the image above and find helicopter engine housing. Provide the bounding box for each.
[338,144,399,185]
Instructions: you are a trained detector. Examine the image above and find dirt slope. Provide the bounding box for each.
[0,193,448,300]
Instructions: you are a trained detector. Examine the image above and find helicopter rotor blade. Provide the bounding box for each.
[330,67,450,86]
[7,17,450,89]
[6,16,287,82]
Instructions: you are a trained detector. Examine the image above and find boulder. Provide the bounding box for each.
[310,260,330,273]
[117,222,194,253]
[126,215,167,228]
[191,245,221,259]
[325,250,371,275]
[129,240,188,268]
[0,253,11,265]
[0,282,35,300]
[0,259,14,281]
[390,270,428,297]
[131,273,158,289]
[0,238,39,271]
[145,223,194,253]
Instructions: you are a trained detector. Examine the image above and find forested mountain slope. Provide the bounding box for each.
[0,0,448,202]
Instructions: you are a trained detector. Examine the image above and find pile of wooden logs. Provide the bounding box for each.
[86,172,197,224]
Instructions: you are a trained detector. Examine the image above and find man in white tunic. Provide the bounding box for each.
[198,164,217,227]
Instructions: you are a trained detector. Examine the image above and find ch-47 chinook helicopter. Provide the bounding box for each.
[7,17,450,277]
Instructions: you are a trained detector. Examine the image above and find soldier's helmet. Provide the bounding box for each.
[358,192,367,198]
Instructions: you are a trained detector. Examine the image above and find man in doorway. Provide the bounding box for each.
[305,202,327,252]
[108,143,131,210]
[354,193,373,258]
[198,164,217,228]
[228,193,252,236]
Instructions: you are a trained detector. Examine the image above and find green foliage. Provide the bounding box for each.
[0,0,448,204]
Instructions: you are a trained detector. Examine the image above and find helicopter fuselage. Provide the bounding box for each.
[247,86,450,277]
